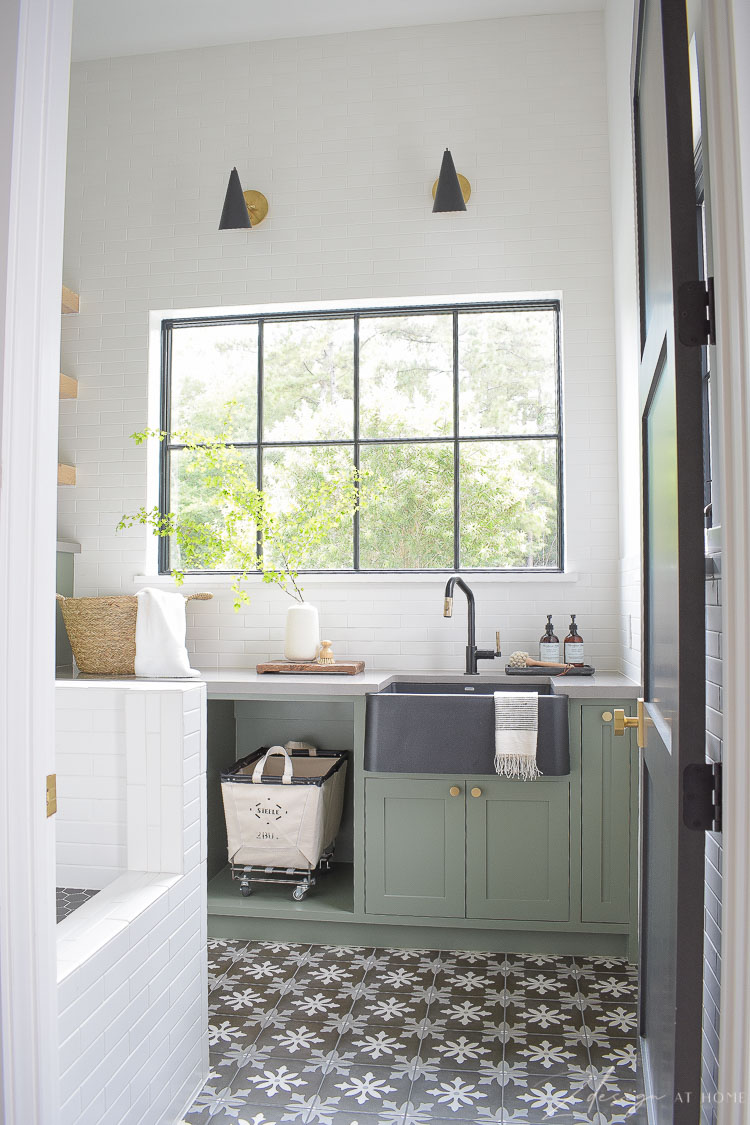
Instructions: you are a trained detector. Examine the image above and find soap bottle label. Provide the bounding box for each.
[564,642,585,664]
[540,642,560,662]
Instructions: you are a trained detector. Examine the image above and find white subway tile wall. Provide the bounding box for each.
[56,686,128,888]
[60,13,624,671]
[56,682,208,1125]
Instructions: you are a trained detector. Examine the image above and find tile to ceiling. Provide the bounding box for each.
[72,0,604,62]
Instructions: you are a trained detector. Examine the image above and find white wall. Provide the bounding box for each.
[60,13,624,671]
[56,681,208,1125]
[604,0,641,682]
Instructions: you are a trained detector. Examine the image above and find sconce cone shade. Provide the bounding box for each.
[432,148,467,212]
[219,167,252,229]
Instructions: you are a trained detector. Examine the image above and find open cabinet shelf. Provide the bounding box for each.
[61,285,79,314]
[57,463,76,486]
[208,861,355,922]
[59,373,77,399]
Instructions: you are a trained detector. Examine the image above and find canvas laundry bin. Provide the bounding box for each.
[221,744,347,871]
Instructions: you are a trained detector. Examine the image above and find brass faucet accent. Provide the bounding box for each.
[443,576,501,675]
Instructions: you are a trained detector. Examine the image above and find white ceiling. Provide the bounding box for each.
[71,0,604,63]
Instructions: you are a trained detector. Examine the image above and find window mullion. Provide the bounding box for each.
[256,319,264,568]
[159,321,172,575]
[453,310,460,572]
[353,315,360,572]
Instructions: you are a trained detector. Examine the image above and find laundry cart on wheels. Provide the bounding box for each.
[221,742,348,901]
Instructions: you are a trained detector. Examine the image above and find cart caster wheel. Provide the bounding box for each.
[240,883,252,897]
[292,886,308,902]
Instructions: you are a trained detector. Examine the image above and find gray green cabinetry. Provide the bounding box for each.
[365,777,571,923]
[466,778,571,922]
[364,778,466,918]
[206,692,639,960]
[580,703,637,924]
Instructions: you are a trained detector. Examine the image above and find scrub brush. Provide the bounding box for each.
[508,650,572,671]
[317,640,335,665]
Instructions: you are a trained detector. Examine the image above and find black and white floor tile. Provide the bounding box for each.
[183,942,646,1125]
[56,886,99,923]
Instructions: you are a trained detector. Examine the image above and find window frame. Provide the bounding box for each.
[159,298,564,576]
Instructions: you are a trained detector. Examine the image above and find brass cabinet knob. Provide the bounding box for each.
[601,711,613,723]
[449,786,461,797]
[471,787,482,798]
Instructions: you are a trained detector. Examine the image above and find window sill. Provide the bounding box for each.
[134,571,580,589]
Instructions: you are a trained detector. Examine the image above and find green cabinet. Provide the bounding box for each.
[365,776,570,923]
[364,778,465,917]
[466,780,570,921]
[580,703,634,923]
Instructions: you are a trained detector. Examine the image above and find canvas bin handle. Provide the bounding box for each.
[252,745,294,785]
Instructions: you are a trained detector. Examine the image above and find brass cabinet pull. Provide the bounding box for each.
[471,787,482,798]
[601,711,613,723]
[449,785,461,797]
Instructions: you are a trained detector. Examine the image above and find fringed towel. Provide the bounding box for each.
[494,691,542,780]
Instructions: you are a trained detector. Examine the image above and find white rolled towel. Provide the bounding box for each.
[134,588,200,678]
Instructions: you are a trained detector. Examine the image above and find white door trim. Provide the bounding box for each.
[703,1,750,1119]
[0,0,72,1122]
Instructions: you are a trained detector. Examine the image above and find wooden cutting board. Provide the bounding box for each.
[257,660,365,675]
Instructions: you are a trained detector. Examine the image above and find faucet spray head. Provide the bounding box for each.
[443,596,453,618]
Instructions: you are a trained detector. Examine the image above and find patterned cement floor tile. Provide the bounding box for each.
[230,1058,324,1108]
[428,997,504,1032]
[189,942,644,1125]
[337,1026,424,1067]
[208,1015,263,1057]
[292,961,369,989]
[433,968,505,995]
[316,1064,412,1113]
[350,993,431,1027]
[504,1035,589,1077]
[503,972,578,1001]
[502,1074,591,1122]
[409,1070,503,1120]
[275,989,355,1023]
[420,1032,504,1074]
[575,976,638,1002]
[254,1022,342,1060]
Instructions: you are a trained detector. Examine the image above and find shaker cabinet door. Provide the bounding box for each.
[580,703,634,923]
[465,778,571,922]
[364,778,465,918]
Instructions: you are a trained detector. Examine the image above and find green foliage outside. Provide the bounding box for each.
[117,409,364,609]
[123,307,560,599]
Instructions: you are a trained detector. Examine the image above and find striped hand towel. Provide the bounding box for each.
[494,692,541,780]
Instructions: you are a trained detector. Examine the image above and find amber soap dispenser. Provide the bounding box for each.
[539,616,560,663]
[564,615,585,666]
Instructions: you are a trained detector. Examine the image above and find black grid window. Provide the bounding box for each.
[159,300,563,574]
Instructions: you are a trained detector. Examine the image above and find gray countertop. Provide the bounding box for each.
[55,665,641,698]
[195,668,641,699]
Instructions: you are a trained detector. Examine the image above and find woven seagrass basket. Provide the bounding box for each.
[55,592,212,674]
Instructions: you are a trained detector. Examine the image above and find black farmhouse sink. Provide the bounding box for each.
[365,681,569,776]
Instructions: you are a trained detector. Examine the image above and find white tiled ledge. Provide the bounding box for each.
[134,571,581,589]
[56,870,179,983]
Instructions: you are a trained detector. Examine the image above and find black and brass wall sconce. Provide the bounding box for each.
[432,149,471,213]
[218,167,269,230]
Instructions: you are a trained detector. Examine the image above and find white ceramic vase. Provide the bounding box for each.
[284,602,320,662]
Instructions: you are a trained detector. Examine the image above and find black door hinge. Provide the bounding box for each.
[683,762,722,832]
[677,277,716,346]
